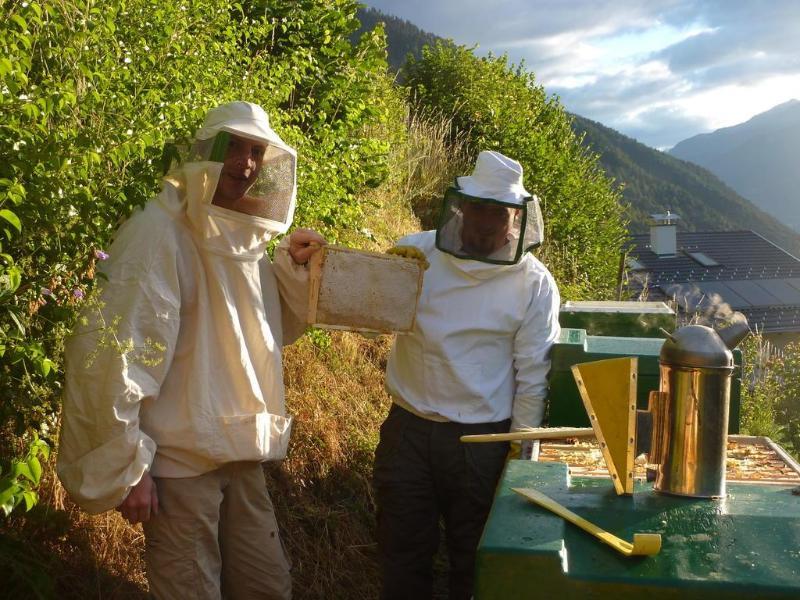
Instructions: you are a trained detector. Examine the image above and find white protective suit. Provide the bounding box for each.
[385,230,560,427]
[57,161,308,514]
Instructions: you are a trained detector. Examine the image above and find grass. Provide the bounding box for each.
[269,332,395,599]
[1,463,148,599]
[3,333,393,600]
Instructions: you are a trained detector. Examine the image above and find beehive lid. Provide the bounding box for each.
[307,245,424,333]
[477,460,800,599]
[562,301,674,314]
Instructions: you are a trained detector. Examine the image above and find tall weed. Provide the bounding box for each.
[740,332,800,457]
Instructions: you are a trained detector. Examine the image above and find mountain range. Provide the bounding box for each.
[669,99,800,233]
[356,7,800,257]
[353,7,444,77]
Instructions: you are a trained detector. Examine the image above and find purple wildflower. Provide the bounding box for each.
[72,288,85,299]
[41,287,53,296]
[94,249,109,261]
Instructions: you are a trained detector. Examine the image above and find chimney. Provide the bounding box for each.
[650,210,679,256]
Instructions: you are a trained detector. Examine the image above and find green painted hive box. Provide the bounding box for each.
[476,460,800,599]
[546,329,742,433]
[560,300,675,338]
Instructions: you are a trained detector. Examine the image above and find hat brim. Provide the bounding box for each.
[456,175,531,205]
[196,120,296,156]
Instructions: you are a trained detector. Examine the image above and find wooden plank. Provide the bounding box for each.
[306,245,424,333]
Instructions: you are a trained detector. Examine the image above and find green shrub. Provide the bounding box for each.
[740,334,800,457]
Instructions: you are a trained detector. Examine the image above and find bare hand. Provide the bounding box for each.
[288,228,327,265]
[116,472,159,524]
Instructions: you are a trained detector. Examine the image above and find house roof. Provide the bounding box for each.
[628,230,800,334]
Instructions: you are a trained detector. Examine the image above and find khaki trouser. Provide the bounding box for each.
[143,461,291,600]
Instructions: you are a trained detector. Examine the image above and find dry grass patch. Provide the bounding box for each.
[1,456,148,599]
[268,332,394,599]
[3,332,393,600]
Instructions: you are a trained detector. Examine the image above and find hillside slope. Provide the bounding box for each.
[353,7,444,72]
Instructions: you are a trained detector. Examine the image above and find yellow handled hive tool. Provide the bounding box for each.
[512,487,662,557]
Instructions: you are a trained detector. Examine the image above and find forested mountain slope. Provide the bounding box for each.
[572,115,800,257]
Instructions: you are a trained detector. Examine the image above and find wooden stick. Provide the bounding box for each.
[460,427,595,443]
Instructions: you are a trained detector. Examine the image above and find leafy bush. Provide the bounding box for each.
[0,433,49,516]
[404,43,628,299]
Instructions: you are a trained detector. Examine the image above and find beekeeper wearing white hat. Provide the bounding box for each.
[57,101,323,599]
[375,150,561,599]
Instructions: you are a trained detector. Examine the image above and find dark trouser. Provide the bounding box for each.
[373,404,510,600]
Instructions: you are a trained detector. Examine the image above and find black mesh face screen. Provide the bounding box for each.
[435,187,542,264]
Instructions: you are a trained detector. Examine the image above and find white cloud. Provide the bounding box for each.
[366,0,800,148]
[672,74,800,131]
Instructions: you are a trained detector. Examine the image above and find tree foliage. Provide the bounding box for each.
[404,43,628,299]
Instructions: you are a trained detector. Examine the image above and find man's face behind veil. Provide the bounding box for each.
[215,134,267,206]
[460,201,515,257]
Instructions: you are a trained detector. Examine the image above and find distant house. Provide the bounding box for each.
[627,212,800,348]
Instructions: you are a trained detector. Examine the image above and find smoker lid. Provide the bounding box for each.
[660,324,734,368]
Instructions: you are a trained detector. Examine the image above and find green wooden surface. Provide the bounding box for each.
[476,460,800,599]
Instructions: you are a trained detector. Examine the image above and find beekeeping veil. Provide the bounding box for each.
[436,151,543,265]
[187,101,297,234]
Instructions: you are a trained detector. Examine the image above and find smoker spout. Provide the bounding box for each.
[716,319,750,350]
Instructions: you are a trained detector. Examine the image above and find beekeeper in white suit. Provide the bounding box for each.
[57,101,323,599]
[375,150,561,600]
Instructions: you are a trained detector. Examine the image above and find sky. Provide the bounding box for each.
[365,0,800,149]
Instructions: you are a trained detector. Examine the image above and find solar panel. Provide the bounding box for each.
[725,280,783,307]
[753,279,800,304]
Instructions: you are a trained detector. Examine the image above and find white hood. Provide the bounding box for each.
[165,161,288,258]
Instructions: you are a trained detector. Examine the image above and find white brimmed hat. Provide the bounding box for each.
[195,101,292,152]
[456,150,532,206]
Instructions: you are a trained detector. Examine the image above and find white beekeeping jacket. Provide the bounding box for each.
[57,162,308,514]
[386,230,560,424]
